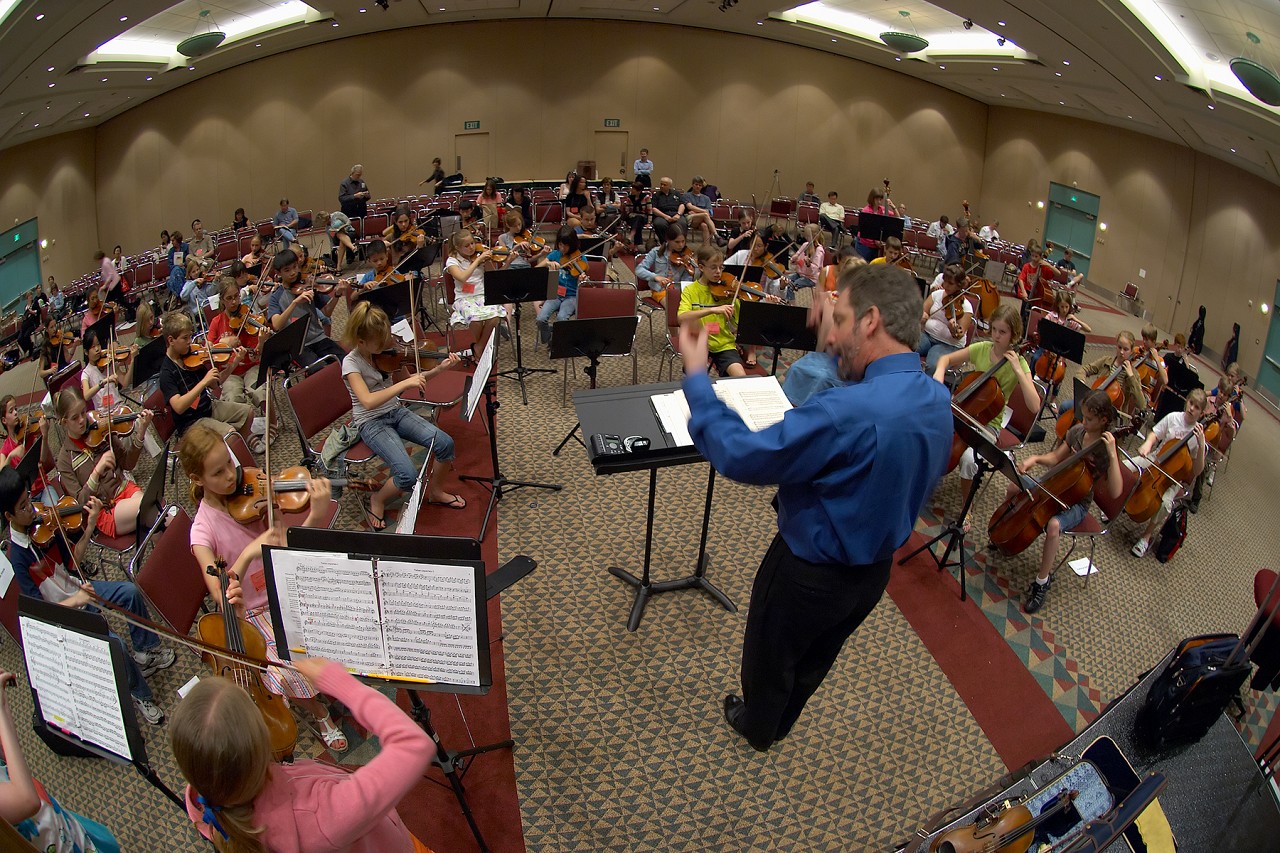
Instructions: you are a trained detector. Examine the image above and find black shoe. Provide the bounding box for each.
[1024,577,1051,614]
[723,694,771,752]
[1188,501,1200,514]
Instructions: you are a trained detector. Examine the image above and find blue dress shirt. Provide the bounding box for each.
[684,351,952,565]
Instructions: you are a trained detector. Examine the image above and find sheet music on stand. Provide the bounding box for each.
[650,375,793,445]
[396,437,435,536]
[263,546,489,691]
[18,608,134,762]
[465,330,497,422]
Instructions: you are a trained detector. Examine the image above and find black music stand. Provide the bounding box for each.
[486,267,556,405]
[735,301,817,377]
[17,596,186,814]
[354,276,413,322]
[724,264,764,284]
[549,316,641,455]
[459,334,563,540]
[898,407,1026,601]
[1038,318,1086,365]
[856,212,905,245]
[84,311,116,349]
[255,314,309,386]
[130,335,168,390]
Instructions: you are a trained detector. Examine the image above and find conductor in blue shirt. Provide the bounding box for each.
[680,264,952,751]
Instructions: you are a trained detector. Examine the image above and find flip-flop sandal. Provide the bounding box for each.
[427,494,467,510]
[367,508,387,531]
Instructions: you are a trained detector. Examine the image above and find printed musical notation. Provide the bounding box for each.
[19,617,133,762]
[651,375,792,442]
[265,549,481,687]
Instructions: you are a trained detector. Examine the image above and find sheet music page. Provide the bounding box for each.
[396,441,434,536]
[0,550,12,597]
[713,375,792,431]
[377,560,481,686]
[274,550,389,674]
[265,548,305,649]
[19,617,132,761]
[465,331,496,422]
[650,391,693,447]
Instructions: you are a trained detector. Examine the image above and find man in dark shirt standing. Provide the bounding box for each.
[339,164,370,219]
[681,264,952,751]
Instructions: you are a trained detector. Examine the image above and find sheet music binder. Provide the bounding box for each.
[262,546,491,695]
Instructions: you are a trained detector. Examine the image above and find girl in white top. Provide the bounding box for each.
[444,230,508,356]
[80,327,136,412]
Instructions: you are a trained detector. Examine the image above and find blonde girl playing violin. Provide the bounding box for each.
[53,386,153,539]
[180,424,347,751]
[445,230,510,356]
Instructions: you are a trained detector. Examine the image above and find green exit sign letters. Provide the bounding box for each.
[464,121,480,130]
[604,119,620,127]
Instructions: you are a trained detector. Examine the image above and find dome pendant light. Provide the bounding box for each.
[177,10,227,58]
[1230,32,1280,106]
[881,11,929,54]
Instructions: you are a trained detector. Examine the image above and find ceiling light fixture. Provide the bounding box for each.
[177,9,227,57]
[998,21,1006,27]
[938,64,946,70]
[1208,104,1215,109]
[375,0,389,9]
[1059,100,1066,105]
[47,83,54,88]
[1062,60,1070,66]
[46,66,54,72]
[880,11,928,53]
[120,16,127,21]
[1154,75,1162,81]
[35,14,44,21]
[1230,32,1280,105]
[1230,147,1237,152]
[996,37,1005,47]
[1055,72,1062,77]
[145,76,152,80]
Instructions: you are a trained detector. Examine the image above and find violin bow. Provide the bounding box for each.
[264,372,277,531]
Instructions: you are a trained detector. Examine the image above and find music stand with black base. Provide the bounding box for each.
[354,276,413,322]
[255,314,310,387]
[1033,319,1086,423]
[485,267,557,405]
[458,334,562,540]
[549,315,640,455]
[898,407,1026,601]
[735,301,817,377]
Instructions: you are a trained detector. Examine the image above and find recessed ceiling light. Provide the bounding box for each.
[120,16,128,21]
[83,113,90,117]
[46,66,54,72]
[939,65,946,69]
[188,65,195,70]
[993,66,999,71]
[1059,100,1066,105]
[47,83,54,88]
[100,77,108,82]
[831,38,837,42]
[1127,114,1133,118]
[33,123,39,127]
[35,14,44,21]
[1207,104,1215,109]
[331,21,339,26]
[359,7,366,11]
[1062,60,1070,66]
[756,21,763,25]
[1055,72,1062,77]
[1230,147,1237,153]
[255,43,261,47]
[998,21,1006,26]
[1000,93,1006,97]
[894,56,901,61]
[1154,75,1162,81]
[145,76,153,81]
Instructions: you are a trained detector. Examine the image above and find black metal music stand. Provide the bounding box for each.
[485,267,556,405]
[130,335,168,390]
[459,334,562,540]
[255,314,309,387]
[735,301,817,377]
[354,276,413,321]
[549,316,641,455]
[898,407,1026,601]
[856,211,905,245]
[1034,319,1087,423]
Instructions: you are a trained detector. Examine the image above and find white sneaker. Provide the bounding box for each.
[133,647,176,677]
[1131,537,1151,558]
[133,696,165,725]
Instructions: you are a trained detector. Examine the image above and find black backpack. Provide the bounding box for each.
[1153,501,1189,563]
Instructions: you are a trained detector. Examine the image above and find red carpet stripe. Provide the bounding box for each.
[888,532,1075,770]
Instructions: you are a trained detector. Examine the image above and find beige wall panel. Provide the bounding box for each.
[0,129,98,289]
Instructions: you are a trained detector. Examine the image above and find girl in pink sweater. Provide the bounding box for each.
[171,657,436,853]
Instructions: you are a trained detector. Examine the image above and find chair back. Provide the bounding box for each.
[1006,379,1043,440]
[579,285,637,320]
[0,542,18,644]
[1095,451,1141,522]
[585,259,607,283]
[132,508,208,636]
[665,283,682,331]
[144,387,176,444]
[286,360,353,441]
[362,213,389,241]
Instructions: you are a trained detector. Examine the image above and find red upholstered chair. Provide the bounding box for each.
[128,507,210,640]
[1052,448,1143,587]
[0,542,18,644]
[283,358,377,473]
[562,285,639,404]
[998,379,1046,453]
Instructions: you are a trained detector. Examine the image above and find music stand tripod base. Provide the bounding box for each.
[608,466,736,631]
[486,267,557,405]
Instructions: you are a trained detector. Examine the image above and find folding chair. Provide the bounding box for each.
[283,357,377,474]
[998,379,1047,452]
[563,284,640,404]
[128,507,212,643]
[1052,448,1143,588]
[658,283,683,382]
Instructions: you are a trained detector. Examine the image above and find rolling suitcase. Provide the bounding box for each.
[1134,573,1280,749]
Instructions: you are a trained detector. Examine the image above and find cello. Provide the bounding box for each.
[1053,352,1152,440]
[1124,419,1205,524]
[988,425,1134,557]
[944,355,1012,472]
[196,559,298,762]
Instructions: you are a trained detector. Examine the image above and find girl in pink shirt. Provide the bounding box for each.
[172,657,436,853]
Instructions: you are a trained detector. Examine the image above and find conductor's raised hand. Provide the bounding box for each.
[679,320,710,377]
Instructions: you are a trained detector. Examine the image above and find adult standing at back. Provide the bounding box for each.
[633,148,654,188]
[680,263,952,752]
[339,164,370,220]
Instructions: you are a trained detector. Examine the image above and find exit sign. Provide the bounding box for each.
[463,120,480,130]
[604,119,620,127]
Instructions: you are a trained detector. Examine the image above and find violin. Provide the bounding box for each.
[560,251,590,278]
[228,466,374,523]
[84,407,145,449]
[707,273,771,303]
[226,306,270,336]
[372,346,468,374]
[11,411,45,444]
[93,342,132,370]
[47,328,76,348]
[669,248,697,275]
[928,789,1079,853]
[944,355,1013,473]
[755,250,787,281]
[396,226,426,246]
[30,496,85,547]
[517,231,547,256]
[197,560,298,763]
[182,344,235,368]
[1124,419,1203,524]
